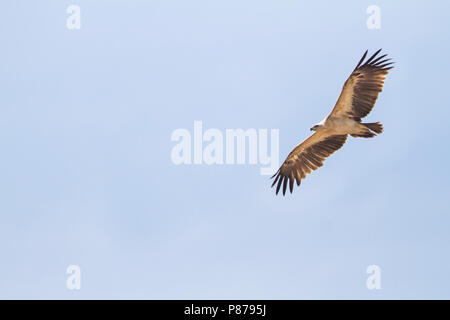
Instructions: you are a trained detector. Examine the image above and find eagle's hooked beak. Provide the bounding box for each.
[310,126,315,131]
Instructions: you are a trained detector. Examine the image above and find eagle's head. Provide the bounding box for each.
[310,124,324,131]
[310,119,326,131]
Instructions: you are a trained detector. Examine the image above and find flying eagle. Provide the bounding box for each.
[271,49,393,195]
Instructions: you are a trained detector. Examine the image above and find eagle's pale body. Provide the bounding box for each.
[271,49,393,195]
[317,117,363,135]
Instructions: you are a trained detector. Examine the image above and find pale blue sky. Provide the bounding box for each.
[1,0,449,299]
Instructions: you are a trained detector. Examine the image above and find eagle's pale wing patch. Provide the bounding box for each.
[271,133,347,195]
[330,49,393,120]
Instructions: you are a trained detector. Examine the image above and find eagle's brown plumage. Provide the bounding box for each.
[271,49,393,195]
[330,49,393,120]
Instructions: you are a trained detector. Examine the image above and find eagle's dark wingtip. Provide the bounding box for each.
[365,49,383,65]
[354,50,369,70]
[275,176,282,195]
[282,177,288,196]
[289,178,294,193]
[270,169,280,179]
[271,173,280,187]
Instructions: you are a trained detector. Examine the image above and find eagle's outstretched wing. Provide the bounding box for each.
[271,130,347,195]
[328,49,393,120]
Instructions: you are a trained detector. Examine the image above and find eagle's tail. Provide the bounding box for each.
[351,122,383,138]
[363,122,383,134]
